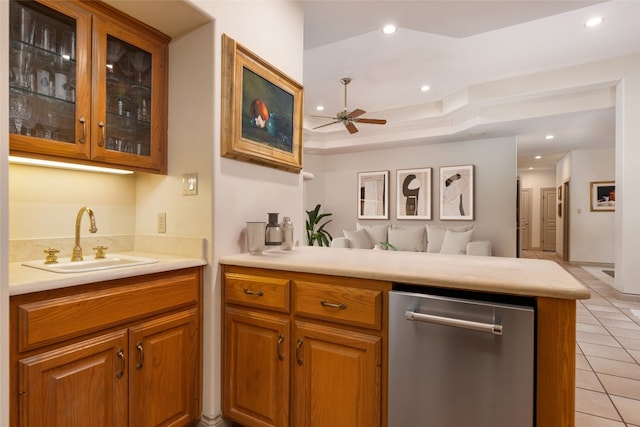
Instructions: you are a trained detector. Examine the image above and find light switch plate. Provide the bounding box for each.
[158,212,166,233]
[183,173,198,196]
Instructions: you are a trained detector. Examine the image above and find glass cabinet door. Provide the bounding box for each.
[104,36,152,156]
[92,15,167,172]
[9,0,92,159]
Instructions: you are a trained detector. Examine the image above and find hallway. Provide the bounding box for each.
[521,250,640,426]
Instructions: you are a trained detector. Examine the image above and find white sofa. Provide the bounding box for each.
[330,223,492,256]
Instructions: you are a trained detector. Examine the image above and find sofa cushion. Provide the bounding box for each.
[426,224,473,253]
[356,223,388,247]
[440,229,474,255]
[388,225,426,252]
[343,229,373,249]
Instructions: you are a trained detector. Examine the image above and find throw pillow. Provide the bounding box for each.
[426,224,473,253]
[388,225,426,252]
[440,229,474,255]
[343,229,373,249]
[356,223,389,247]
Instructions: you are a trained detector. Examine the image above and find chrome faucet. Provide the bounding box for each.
[71,206,98,261]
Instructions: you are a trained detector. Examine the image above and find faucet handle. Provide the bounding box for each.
[43,248,60,264]
[93,245,109,259]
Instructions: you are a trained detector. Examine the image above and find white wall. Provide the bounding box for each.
[569,149,615,263]
[305,137,518,257]
[519,169,556,249]
[186,1,304,424]
[1,2,9,425]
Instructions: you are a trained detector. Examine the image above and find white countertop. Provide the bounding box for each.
[9,251,207,296]
[220,246,590,300]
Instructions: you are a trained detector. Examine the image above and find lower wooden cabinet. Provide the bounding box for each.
[222,266,390,427]
[292,321,381,427]
[10,267,203,427]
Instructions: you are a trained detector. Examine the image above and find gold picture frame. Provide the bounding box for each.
[221,34,303,173]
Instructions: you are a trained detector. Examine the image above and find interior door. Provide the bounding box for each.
[520,188,532,251]
[541,187,557,252]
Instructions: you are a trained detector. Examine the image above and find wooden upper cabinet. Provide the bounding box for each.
[8,0,169,173]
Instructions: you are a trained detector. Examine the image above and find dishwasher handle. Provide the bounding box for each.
[405,310,503,335]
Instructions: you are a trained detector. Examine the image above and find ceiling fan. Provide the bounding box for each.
[312,77,387,134]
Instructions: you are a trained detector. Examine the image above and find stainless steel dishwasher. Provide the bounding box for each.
[389,286,535,427]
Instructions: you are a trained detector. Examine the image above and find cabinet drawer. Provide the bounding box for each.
[17,270,200,352]
[294,281,382,329]
[225,273,290,313]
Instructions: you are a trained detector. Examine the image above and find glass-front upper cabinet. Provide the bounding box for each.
[8,0,169,174]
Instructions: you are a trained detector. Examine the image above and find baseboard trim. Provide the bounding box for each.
[196,413,229,427]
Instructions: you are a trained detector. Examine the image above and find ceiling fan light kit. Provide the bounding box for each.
[312,77,387,134]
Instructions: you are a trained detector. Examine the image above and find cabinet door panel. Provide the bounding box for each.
[18,330,128,427]
[91,14,167,172]
[9,0,92,159]
[128,308,199,427]
[293,320,381,427]
[224,306,289,427]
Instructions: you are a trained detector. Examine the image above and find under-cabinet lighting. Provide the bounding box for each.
[9,156,134,175]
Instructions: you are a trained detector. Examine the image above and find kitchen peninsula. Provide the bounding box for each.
[220,246,590,427]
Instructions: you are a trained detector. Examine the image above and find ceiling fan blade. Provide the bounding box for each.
[347,109,366,119]
[312,120,340,130]
[345,122,359,134]
[311,115,339,119]
[355,118,387,125]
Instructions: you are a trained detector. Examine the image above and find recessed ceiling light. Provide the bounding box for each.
[529,167,534,170]
[545,134,554,140]
[585,17,604,28]
[382,24,397,35]
[316,105,324,111]
[535,155,542,160]
[420,85,430,92]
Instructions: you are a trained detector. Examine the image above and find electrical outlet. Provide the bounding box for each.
[158,212,166,233]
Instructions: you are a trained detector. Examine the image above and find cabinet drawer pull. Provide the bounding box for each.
[98,121,105,147]
[296,339,303,366]
[320,299,347,310]
[135,341,144,370]
[243,288,264,297]
[116,348,125,378]
[277,334,285,361]
[79,117,87,144]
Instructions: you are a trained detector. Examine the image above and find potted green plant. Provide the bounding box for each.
[306,204,333,246]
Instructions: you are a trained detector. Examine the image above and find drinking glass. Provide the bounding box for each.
[35,23,56,52]
[10,6,33,43]
[10,48,32,89]
[9,94,33,135]
[39,108,60,140]
[106,40,126,73]
[130,51,151,84]
[59,31,75,60]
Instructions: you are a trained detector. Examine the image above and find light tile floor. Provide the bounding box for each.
[522,250,640,427]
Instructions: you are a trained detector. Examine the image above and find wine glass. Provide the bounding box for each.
[9,93,33,135]
[39,108,60,139]
[106,40,126,73]
[129,51,150,84]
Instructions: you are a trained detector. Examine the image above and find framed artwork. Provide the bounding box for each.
[220,34,303,173]
[358,171,389,219]
[396,168,432,220]
[590,181,615,211]
[439,165,474,220]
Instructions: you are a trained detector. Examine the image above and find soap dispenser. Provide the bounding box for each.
[265,213,283,246]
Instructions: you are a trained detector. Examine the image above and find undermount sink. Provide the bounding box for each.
[22,254,158,273]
